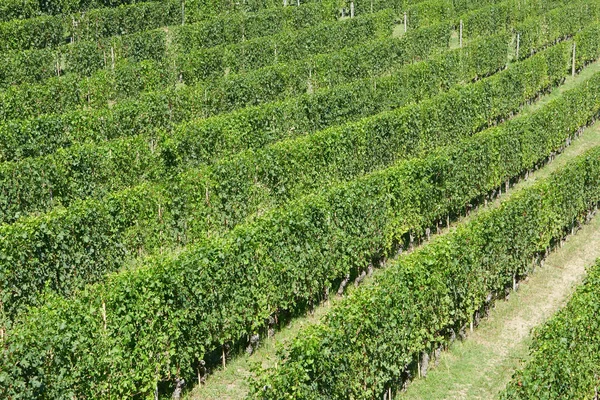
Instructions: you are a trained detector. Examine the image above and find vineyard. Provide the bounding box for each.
[1,0,599,399]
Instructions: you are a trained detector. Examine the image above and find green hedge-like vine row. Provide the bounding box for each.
[2,51,600,400]
[172,2,337,54]
[0,0,40,22]
[0,21,451,162]
[0,2,337,87]
[0,1,178,51]
[170,30,509,169]
[500,259,600,399]
[177,9,394,84]
[0,57,175,121]
[249,91,600,400]
[574,22,600,71]
[0,0,159,22]
[514,0,600,61]
[351,0,498,18]
[460,0,571,39]
[0,0,328,51]
[0,9,388,121]
[0,31,511,320]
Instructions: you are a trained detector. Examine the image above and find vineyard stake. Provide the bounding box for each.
[102,300,107,330]
[459,20,463,48]
[71,17,77,43]
[572,42,576,77]
[350,1,354,18]
[111,46,115,70]
[516,33,520,60]
[404,12,407,32]
[181,1,185,26]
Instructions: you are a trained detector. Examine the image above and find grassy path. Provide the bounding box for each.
[185,57,600,400]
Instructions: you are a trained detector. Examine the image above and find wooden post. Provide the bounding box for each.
[572,42,577,77]
[102,300,107,330]
[350,1,354,18]
[222,346,226,369]
[516,33,520,60]
[71,17,77,43]
[459,20,463,48]
[181,1,185,26]
[111,46,115,70]
[297,0,299,6]
[404,12,407,32]
[283,0,287,6]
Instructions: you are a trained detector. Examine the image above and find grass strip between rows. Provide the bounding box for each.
[500,258,600,399]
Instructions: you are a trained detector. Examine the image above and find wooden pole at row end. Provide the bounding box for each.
[572,42,577,77]
[459,19,463,48]
[181,1,185,26]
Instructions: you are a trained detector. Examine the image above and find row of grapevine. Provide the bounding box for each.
[350,0,499,17]
[501,259,600,399]
[170,31,509,169]
[515,0,600,60]
[459,0,574,39]
[0,2,337,88]
[249,79,600,399]
[0,21,451,158]
[0,39,582,398]
[0,0,328,51]
[0,31,511,319]
[5,0,565,120]
[177,9,394,84]
[0,1,179,51]
[0,0,155,22]
[0,3,360,119]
